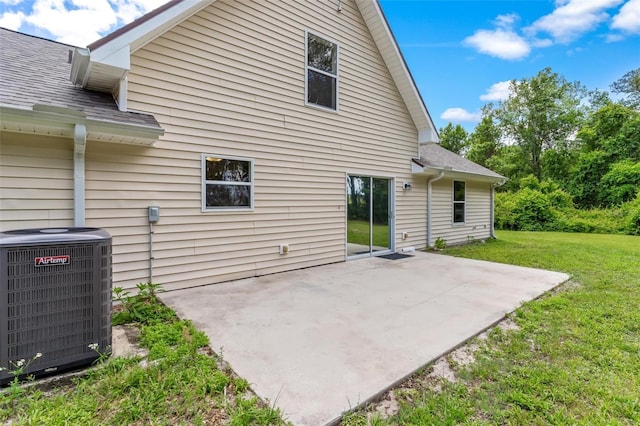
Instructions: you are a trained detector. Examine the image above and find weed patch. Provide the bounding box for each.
[1,283,289,425]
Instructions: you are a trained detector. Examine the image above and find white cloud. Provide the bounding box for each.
[495,13,520,29]
[464,28,531,60]
[0,10,25,30]
[611,0,640,33]
[525,0,625,43]
[441,108,481,122]
[480,81,512,101]
[606,33,625,41]
[464,13,531,60]
[2,0,167,46]
[531,38,553,47]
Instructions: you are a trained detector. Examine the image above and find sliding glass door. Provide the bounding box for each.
[347,175,392,257]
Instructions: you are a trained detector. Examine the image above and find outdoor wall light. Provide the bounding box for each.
[403,182,412,190]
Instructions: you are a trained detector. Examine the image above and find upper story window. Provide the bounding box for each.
[306,32,338,111]
[202,155,253,211]
[453,180,466,224]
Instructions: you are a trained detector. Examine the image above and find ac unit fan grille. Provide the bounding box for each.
[2,242,111,376]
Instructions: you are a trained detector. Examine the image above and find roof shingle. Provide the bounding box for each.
[0,28,160,128]
[417,143,505,180]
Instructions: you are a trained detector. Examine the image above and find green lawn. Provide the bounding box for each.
[347,219,390,248]
[347,231,640,425]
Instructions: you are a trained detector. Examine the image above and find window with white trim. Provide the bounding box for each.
[306,31,338,110]
[202,155,253,210]
[453,180,465,224]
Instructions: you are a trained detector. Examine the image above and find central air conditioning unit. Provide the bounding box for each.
[0,228,112,385]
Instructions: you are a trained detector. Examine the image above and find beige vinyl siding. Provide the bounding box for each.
[84,0,425,290]
[430,178,492,245]
[0,133,74,231]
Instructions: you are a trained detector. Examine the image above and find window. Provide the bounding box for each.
[306,32,338,110]
[453,181,465,224]
[202,155,253,210]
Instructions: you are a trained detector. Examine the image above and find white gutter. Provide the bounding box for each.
[427,170,446,248]
[74,124,87,227]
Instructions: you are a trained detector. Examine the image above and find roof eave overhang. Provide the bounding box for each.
[411,160,507,183]
[70,0,216,91]
[356,0,439,144]
[0,104,164,145]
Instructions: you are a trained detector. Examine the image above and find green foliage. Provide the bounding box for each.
[464,68,639,215]
[434,237,446,250]
[611,67,640,108]
[112,282,176,326]
[466,112,501,168]
[438,122,469,155]
[496,186,640,235]
[598,161,640,206]
[496,187,557,231]
[493,67,587,180]
[621,194,640,235]
[569,150,611,208]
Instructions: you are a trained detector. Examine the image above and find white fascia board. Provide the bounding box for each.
[92,0,216,58]
[355,0,438,141]
[92,45,130,72]
[0,105,164,144]
[418,128,439,144]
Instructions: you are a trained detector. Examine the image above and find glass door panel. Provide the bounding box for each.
[347,175,371,256]
[347,175,392,257]
[372,178,390,252]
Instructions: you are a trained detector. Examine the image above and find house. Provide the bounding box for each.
[0,0,505,291]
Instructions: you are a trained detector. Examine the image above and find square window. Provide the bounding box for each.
[202,155,253,210]
[306,32,338,110]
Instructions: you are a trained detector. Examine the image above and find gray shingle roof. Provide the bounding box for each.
[0,28,160,128]
[417,143,505,180]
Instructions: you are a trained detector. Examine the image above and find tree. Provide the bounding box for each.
[466,109,501,168]
[568,103,640,207]
[493,68,587,180]
[611,67,640,109]
[438,123,469,155]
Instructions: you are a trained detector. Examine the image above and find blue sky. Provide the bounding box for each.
[1,0,639,132]
[379,0,640,130]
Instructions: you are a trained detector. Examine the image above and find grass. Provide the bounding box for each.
[1,284,289,425]
[347,219,390,248]
[344,231,640,425]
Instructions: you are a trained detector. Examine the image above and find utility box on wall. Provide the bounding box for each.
[0,228,112,385]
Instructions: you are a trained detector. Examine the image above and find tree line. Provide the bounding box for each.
[439,67,640,234]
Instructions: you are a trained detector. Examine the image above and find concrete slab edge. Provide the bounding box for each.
[326,275,572,425]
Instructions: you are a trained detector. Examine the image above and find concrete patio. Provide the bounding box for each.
[159,251,569,425]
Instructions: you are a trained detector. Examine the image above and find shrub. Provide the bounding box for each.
[495,188,638,235]
[621,194,640,235]
[598,160,640,206]
[510,188,556,231]
[495,192,517,230]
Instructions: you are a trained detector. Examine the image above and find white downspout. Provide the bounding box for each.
[427,170,446,248]
[490,180,506,239]
[73,124,87,227]
[490,183,496,239]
